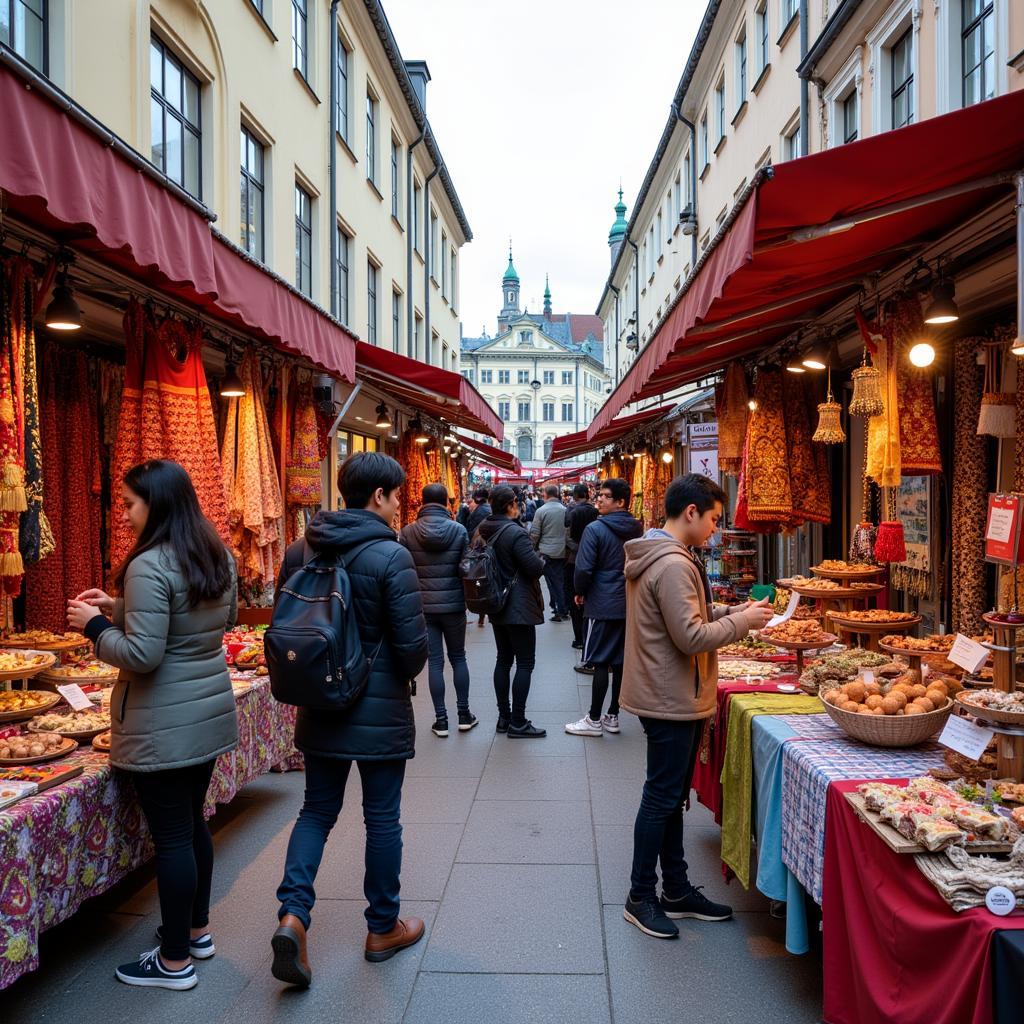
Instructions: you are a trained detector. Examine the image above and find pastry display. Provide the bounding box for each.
[957,689,1024,715]
[0,732,76,763]
[798,650,894,691]
[994,782,1024,804]
[834,609,918,623]
[0,630,86,649]
[1013,806,1024,829]
[92,731,111,752]
[759,620,836,645]
[715,660,782,679]
[787,575,841,590]
[822,675,952,715]
[881,633,991,652]
[40,657,118,681]
[232,643,266,669]
[814,560,880,573]
[28,709,110,735]
[0,650,52,672]
[0,690,60,717]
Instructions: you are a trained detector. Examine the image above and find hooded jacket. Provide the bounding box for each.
[399,503,469,616]
[574,510,644,620]
[477,514,546,625]
[276,508,428,760]
[620,534,749,721]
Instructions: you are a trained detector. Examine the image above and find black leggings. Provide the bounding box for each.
[130,759,217,961]
[491,623,536,726]
[589,664,623,721]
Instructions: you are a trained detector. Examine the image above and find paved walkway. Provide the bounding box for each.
[5,616,823,1022]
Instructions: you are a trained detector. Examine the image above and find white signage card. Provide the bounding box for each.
[765,589,800,629]
[948,633,991,675]
[938,714,995,762]
[689,421,718,439]
[858,669,875,685]
[56,683,93,712]
[985,886,1017,917]
[986,507,1015,544]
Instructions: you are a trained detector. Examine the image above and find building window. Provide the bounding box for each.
[683,152,692,206]
[715,77,726,142]
[781,0,798,24]
[543,370,555,385]
[430,211,439,278]
[240,127,264,261]
[450,249,458,309]
[414,313,423,360]
[498,401,510,421]
[463,368,474,383]
[673,174,682,227]
[366,92,377,184]
[413,182,422,251]
[891,28,914,128]
[543,437,554,460]
[150,37,202,199]
[736,28,748,105]
[842,91,858,143]
[561,370,573,385]
[294,184,312,296]
[699,112,709,168]
[517,435,533,463]
[756,1,769,73]
[517,369,529,384]
[561,402,574,422]
[498,369,510,384]
[2,0,46,73]
[389,290,400,351]
[518,401,531,421]
[336,35,349,142]
[366,261,378,345]
[291,0,308,79]
[480,369,493,384]
[335,226,350,324]
[542,402,555,422]
[962,0,995,106]
[656,212,663,256]
[390,136,400,219]
[441,230,448,297]
[783,119,801,160]
[648,226,655,275]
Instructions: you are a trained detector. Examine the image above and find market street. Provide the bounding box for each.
[4,615,821,1022]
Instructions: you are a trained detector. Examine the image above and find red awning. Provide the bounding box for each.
[590,90,1024,436]
[355,343,503,440]
[537,463,600,485]
[454,432,521,473]
[549,403,675,463]
[0,60,357,383]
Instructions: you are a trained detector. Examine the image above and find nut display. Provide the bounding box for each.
[718,637,780,658]
[28,709,110,734]
[814,560,880,573]
[958,689,1024,715]
[715,660,782,679]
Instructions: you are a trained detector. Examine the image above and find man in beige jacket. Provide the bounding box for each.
[620,473,773,939]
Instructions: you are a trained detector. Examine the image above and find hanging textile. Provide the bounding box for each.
[221,351,284,587]
[744,370,793,525]
[110,300,229,569]
[783,372,830,527]
[0,259,28,597]
[716,363,749,476]
[951,337,990,634]
[398,430,429,528]
[284,373,322,543]
[866,319,901,488]
[25,346,103,632]
[890,296,942,475]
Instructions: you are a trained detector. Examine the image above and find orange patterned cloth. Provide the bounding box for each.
[866,317,902,488]
[716,363,749,476]
[744,371,792,523]
[784,373,830,526]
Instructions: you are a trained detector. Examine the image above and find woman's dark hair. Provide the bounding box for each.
[338,451,405,508]
[114,460,232,606]
[491,485,517,515]
[664,473,728,519]
[599,477,631,505]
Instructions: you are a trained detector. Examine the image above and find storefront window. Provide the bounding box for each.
[333,430,379,508]
[151,36,202,199]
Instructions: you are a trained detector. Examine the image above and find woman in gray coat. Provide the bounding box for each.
[68,460,238,992]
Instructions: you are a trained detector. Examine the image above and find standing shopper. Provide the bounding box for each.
[271,453,428,986]
[67,460,238,991]
[400,483,477,737]
[465,488,491,627]
[565,478,642,737]
[529,484,569,620]
[565,483,598,650]
[620,474,773,939]
[478,486,547,738]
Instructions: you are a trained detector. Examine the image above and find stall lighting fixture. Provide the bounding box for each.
[374,402,392,430]
[45,266,83,331]
[1012,336,1024,357]
[785,361,806,373]
[661,448,674,464]
[219,361,246,398]
[923,279,959,325]
[747,398,758,411]
[409,415,430,444]
[908,342,936,368]
[801,346,828,371]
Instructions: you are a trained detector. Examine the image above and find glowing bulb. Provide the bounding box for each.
[747,398,758,411]
[909,342,935,368]
[661,450,673,464]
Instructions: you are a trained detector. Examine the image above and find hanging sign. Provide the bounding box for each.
[688,447,718,481]
[984,493,1024,565]
[688,422,719,440]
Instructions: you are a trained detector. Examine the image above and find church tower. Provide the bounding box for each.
[608,188,628,265]
[498,243,521,332]
[543,274,552,320]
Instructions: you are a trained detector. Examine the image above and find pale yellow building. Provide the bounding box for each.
[3,0,470,371]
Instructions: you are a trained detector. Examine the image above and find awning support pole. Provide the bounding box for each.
[329,381,362,438]
[1015,172,1024,354]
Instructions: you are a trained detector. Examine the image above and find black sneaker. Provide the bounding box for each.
[155,926,215,959]
[574,663,596,675]
[507,720,546,738]
[495,717,510,733]
[571,640,583,650]
[623,895,679,939]
[115,947,198,989]
[431,717,449,738]
[550,615,564,622]
[457,711,478,732]
[661,886,733,922]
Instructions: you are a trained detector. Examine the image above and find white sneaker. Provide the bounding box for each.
[565,715,603,736]
[602,714,621,734]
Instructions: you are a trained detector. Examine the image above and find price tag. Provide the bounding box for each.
[858,669,875,685]
[986,508,1014,544]
[948,633,990,674]
[938,714,994,761]
[985,886,1017,917]
[56,683,93,712]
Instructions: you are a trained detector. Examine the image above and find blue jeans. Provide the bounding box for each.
[542,556,567,615]
[277,754,406,934]
[426,612,471,719]
[629,717,702,902]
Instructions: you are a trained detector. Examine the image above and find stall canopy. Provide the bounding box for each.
[453,432,521,473]
[0,58,357,383]
[354,342,503,440]
[537,463,600,486]
[548,403,675,463]
[589,89,1024,437]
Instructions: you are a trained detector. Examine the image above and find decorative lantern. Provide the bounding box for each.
[849,350,884,417]
[812,368,846,444]
[977,341,1016,438]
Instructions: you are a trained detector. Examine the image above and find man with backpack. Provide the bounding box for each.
[529,484,569,621]
[400,482,476,738]
[269,452,429,987]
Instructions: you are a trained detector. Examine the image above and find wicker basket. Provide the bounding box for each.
[822,698,953,747]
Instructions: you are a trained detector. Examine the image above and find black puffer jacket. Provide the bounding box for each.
[399,503,469,615]
[574,510,644,620]
[565,501,599,565]
[466,502,491,540]
[477,514,546,626]
[276,509,428,760]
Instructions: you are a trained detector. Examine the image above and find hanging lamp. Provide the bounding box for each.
[219,354,246,398]
[848,348,884,417]
[812,365,846,443]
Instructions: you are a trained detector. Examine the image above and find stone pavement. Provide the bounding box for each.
[4,616,823,1022]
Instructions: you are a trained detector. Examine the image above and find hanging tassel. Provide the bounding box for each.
[874,490,906,563]
[849,349,884,417]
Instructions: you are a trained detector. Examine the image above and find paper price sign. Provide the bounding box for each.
[938,714,994,762]
[947,634,990,675]
[56,683,93,712]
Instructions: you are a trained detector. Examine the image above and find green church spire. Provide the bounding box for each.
[608,188,628,246]
[503,240,519,283]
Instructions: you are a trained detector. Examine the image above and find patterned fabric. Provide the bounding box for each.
[893,297,942,475]
[716,363,749,475]
[744,371,792,522]
[866,325,901,487]
[0,678,298,990]
[780,726,945,903]
[285,375,322,520]
[951,337,990,633]
[783,373,830,526]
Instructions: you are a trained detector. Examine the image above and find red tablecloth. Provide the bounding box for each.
[822,778,1024,1024]
[691,680,796,823]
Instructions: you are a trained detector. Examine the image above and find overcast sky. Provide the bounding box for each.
[382,0,706,338]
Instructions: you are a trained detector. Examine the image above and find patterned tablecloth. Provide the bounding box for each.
[0,677,299,990]
[779,722,945,903]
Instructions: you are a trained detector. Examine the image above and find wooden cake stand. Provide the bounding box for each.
[760,635,838,677]
[810,565,886,583]
[826,613,920,652]
[967,614,1024,782]
[789,581,884,617]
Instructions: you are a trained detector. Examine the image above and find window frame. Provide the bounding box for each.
[823,46,863,148]
[867,3,918,133]
[292,0,308,80]
[239,125,265,261]
[755,1,769,75]
[517,400,531,422]
[699,112,709,171]
[498,400,511,422]
[366,259,379,345]
[336,33,350,143]
[392,288,401,351]
[335,224,351,325]
[561,401,574,422]
[150,35,203,200]
[714,76,726,144]
[294,182,313,297]
[365,89,378,185]
[961,0,995,107]
[561,370,573,386]
[480,369,493,384]
[2,0,47,74]
[517,369,529,385]
[543,369,555,386]
[542,402,555,422]
[390,134,401,220]
[413,180,422,252]
[735,25,748,107]
[441,229,449,297]
[498,369,510,385]
[890,27,914,129]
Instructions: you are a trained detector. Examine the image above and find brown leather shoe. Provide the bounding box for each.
[271,914,312,988]
[364,917,425,963]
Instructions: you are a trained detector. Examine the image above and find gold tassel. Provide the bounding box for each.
[0,488,27,512]
[0,550,24,577]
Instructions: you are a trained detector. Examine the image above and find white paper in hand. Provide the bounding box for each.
[765,589,800,629]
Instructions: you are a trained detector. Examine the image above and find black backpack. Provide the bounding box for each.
[265,540,383,711]
[459,522,518,616]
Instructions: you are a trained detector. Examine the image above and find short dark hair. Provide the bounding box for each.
[544,484,559,499]
[664,473,727,520]
[490,485,517,515]
[472,488,490,503]
[338,451,405,509]
[572,483,590,500]
[598,477,631,505]
[422,482,448,505]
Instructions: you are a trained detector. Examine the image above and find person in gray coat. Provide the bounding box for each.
[400,483,476,737]
[68,460,238,992]
[529,484,569,619]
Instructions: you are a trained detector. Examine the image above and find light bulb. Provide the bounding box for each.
[909,342,935,368]
[661,450,673,464]
[747,398,758,411]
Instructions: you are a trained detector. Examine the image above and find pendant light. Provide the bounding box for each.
[908,341,936,367]
[801,344,828,371]
[219,348,246,398]
[409,415,430,444]
[849,349,884,417]
[812,366,846,443]
[45,255,83,331]
[923,278,959,325]
[374,402,392,430]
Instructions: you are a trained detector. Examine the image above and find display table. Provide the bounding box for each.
[822,779,1024,1024]
[0,678,299,990]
